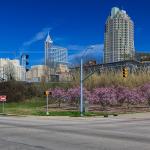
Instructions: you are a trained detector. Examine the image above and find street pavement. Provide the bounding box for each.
[0,114,150,150]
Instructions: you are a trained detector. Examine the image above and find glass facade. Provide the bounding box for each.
[47,46,68,67]
[44,34,68,73]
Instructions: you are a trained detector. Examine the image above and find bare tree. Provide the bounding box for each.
[4,62,16,81]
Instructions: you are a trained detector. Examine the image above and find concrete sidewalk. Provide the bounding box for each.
[116,112,150,119]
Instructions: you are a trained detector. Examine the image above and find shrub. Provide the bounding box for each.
[0,81,38,102]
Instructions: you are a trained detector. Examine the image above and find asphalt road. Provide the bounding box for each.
[0,115,150,150]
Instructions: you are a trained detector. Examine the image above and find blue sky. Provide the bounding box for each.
[0,0,149,66]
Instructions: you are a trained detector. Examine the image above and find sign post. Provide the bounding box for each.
[45,91,49,115]
[3,100,4,113]
[0,95,7,113]
[44,91,52,115]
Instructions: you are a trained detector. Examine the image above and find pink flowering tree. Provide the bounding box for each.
[124,88,145,108]
[66,87,90,108]
[67,87,80,107]
[89,86,145,110]
[115,86,129,106]
[51,88,66,107]
[90,87,117,110]
[140,83,150,106]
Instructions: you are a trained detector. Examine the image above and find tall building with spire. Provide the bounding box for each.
[45,32,53,66]
[104,7,135,63]
[44,33,68,74]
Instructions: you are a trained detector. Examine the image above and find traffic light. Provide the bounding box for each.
[44,91,52,96]
[26,54,29,65]
[122,67,128,78]
[21,54,29,72]
[26,68,29,72]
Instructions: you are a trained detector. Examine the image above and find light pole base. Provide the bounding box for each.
[46,112,49,115]
[80,113,84,117]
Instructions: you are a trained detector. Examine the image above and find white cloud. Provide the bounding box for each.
[23,27,52,47]
[68,44,104,66]
[67,45,86,51]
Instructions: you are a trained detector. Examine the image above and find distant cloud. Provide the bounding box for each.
[67,45,86,51]
[68,44,104,66]
[23,27,52,47]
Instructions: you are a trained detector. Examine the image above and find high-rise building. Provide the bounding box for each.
[45,33,53,66]
[44,33,68,73]
[104,7,135,63]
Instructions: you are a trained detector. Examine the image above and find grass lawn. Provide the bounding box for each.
[0,97,118,117]
[0,97,45,115]
[34,111,117,117]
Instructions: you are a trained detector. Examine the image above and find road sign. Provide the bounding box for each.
[0,95,7,102]
[0,95,6,113]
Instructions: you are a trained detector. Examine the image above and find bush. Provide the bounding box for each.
[0,81,39,102]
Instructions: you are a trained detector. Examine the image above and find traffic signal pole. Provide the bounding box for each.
[79,47,95,117]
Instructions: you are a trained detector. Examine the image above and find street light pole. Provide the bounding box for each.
[80,57,83,117]
[79,46,94,117]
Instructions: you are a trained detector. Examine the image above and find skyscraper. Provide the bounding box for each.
[104,7,135,63]
[44,33,68,74]
[45,32,53,66]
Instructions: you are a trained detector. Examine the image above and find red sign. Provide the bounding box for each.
[0,95,7,102]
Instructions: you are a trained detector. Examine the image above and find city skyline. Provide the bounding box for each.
[0,0,149,66]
